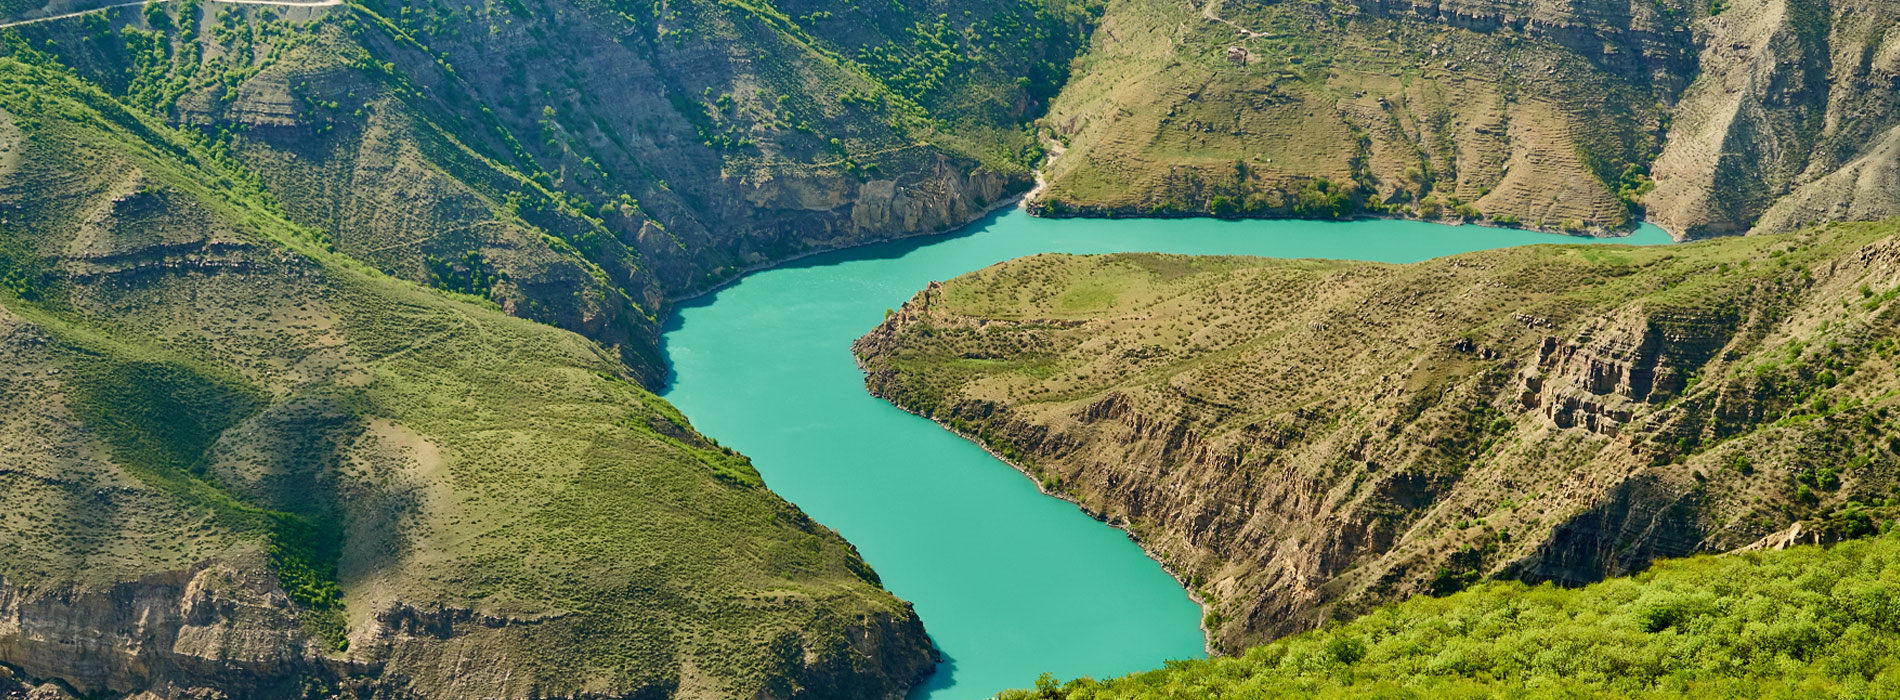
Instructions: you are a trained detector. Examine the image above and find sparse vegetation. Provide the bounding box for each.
[861,220,1900,654]
[1030,0,1669,231]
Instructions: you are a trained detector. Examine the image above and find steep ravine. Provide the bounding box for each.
[2,0,1898,694]
[857,220,1900,652]
[10,0,1890,393]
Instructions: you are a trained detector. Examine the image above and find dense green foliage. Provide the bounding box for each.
[1004,533,1900,699]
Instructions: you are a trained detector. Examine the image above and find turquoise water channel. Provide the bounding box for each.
[659,209,1672,699]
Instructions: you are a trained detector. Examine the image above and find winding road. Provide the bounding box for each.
[0,0,339,29]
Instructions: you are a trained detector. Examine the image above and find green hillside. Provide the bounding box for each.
[0,0,1896,695]
[0,43,929,698]
[1003,530,1900,699]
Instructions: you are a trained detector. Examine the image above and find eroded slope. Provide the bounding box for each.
[1035,0,1899,238]
[859,219,1900,651]
[1648,0,1900,238]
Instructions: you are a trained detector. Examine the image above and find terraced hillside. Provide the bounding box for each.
[1033,0,1899,237]
[858,219,1900,652]
[0,49,929,699]
[4,0,1095,382]
[1003,530,1900,698]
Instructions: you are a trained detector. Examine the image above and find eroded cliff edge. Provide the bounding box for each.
[858,220,1900,651]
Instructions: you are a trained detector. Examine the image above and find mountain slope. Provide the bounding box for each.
[858,219,1900,651]
[5,0,1095,382]
[0,48,929,699]
[1035,0,1686,233]
[1646,0,1900,238]
[1032,0,1899,238]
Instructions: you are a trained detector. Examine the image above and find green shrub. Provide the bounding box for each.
[1002,534,1900,699]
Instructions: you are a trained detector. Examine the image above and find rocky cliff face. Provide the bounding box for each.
[1,562,934,699]
[1035,0,1898,238]
[1,563,337,698]
[858,221,1900,650]
[1648,0,1900,238]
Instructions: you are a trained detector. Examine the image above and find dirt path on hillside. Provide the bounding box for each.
[1191,0,1263,38]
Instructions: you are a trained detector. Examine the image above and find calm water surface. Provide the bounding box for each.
[659,209,1671,699]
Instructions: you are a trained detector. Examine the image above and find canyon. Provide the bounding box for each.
[0,0,1897,696]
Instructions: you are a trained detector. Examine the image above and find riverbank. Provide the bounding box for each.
[660,209,1674,698]
[853,348,1220,656]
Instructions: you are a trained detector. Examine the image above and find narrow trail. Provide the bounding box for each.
[1190,0,1263,39]
[0,0,339,29]
[740,142,932,171]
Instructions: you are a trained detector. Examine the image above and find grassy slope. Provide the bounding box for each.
[1002,531,1900,699]
[0,0,1102,692]
[858,220,1900,651]
[0,44,927,697]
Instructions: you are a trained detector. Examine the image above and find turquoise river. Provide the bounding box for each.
[659,209,1672,699]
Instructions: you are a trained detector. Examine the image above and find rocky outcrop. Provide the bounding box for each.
[0,564,334,699]
[0,563,936,699]
[1632,0,1900,238]
[858,223,1900,650]
[1039,0,1895,237]
[1519,307,1738,434]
